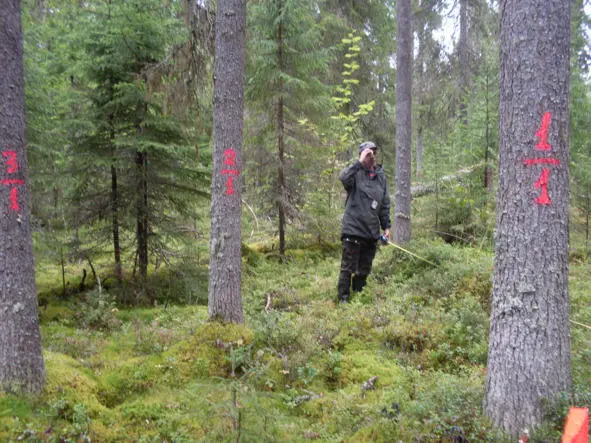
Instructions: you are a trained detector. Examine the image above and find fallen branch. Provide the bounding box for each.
[361,376,378,398]
[294,389,321,405]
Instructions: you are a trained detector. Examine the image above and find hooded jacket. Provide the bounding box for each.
[339,160,391,241]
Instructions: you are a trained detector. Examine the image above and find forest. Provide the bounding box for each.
[0,0,589,441]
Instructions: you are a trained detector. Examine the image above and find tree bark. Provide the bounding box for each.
[394,0,412,244]
[458,0,469,123]
[277,0,286,258]
[485,0,571,435]
[483,67,493,192]
[136,150,148,279]
[0,0,46,394]
[208,0,246,323]
[110,162,122,283]
[416,127,423,178]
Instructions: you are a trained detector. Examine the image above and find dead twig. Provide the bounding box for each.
[265,293,272,313]
[361,376,378,398]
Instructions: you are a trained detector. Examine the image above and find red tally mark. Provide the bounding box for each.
[9,188,19,211]
[2,150,23,211]
[533,168,551,205]
[535,112,552,151]
[222,149,240,195]
[523,112,559,206]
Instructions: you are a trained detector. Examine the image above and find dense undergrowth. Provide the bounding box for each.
[1,214,590,441]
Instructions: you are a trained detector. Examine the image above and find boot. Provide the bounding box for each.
[352,275,367,292]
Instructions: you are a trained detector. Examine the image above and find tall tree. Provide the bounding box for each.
[414,0,444,178]
[485,0,571,434]
[458,0,468,122]
[0,0,46,394]
[394,0,412,244]
[68,0,203,289]
[208,0,246,323]
[246,0,332,258]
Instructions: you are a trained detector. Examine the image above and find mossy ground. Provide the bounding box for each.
[1,217,589,441]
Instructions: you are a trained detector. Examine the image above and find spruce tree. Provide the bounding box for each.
[246,0,332,257]
[69,0,207,287]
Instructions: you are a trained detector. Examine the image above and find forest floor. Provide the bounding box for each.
[0,217,590,441]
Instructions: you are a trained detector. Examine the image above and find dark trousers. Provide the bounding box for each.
[337,237,377,301]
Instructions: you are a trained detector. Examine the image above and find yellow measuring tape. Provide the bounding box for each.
[384,240,439,267]
[570,319,591,330]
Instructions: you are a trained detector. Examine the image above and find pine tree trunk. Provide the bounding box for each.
[484,68,493,192]
[208,0,246,323]
[416,127,423,178]
[485,0,571,435]
[110,163,122,282]
[414,1,427,179]
[0,0,46,394]
[458,0,468,122]
[136,150,148,279]
[394,0,412,244]
[277,1,286,258]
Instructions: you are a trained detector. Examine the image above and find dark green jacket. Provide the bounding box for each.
[339,161,391,241]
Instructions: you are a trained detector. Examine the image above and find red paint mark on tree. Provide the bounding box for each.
[523,111,561,205]
[9,188,19,211]
[534,168,551,205]
[224,149,237,166]
[221,148,240,196]
[523,158,560,166]
[535,112,552,151]
[225,176,235,195]
[2,151,18,173]
[2,150,23,211]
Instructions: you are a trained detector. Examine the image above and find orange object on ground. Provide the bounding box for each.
[562,407,589,443]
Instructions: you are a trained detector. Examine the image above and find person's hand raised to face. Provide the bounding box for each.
[359,147,376,169]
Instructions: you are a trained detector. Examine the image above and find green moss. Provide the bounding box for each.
[170,321,254,379]
[339,351,405,389]
[98,355,170,407]
[0,395,33,418]
[38,305,75,324]
[42,351,107,418]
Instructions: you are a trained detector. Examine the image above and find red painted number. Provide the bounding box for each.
[2,150,22,211]
[2,151,18,173]
[225,176,235,195]
[224,149,237,166]
[222,148,239,196]
[535,112,552,151]
[534,168,551,205]
[9,188,19,211]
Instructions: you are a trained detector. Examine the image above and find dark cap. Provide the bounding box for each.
[358,141,377,154]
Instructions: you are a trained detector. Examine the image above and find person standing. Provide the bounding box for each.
[338,141,391,302]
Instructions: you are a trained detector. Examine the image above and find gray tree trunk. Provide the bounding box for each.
[485,0,571,435]
[416,127,423,179]
[458,0,469,122]
[0,0,46,394]
[414,2,425,179]
[136,150,148,280]
[277,5,286,258]
[394,0,412,244]
[208,0,246,323]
